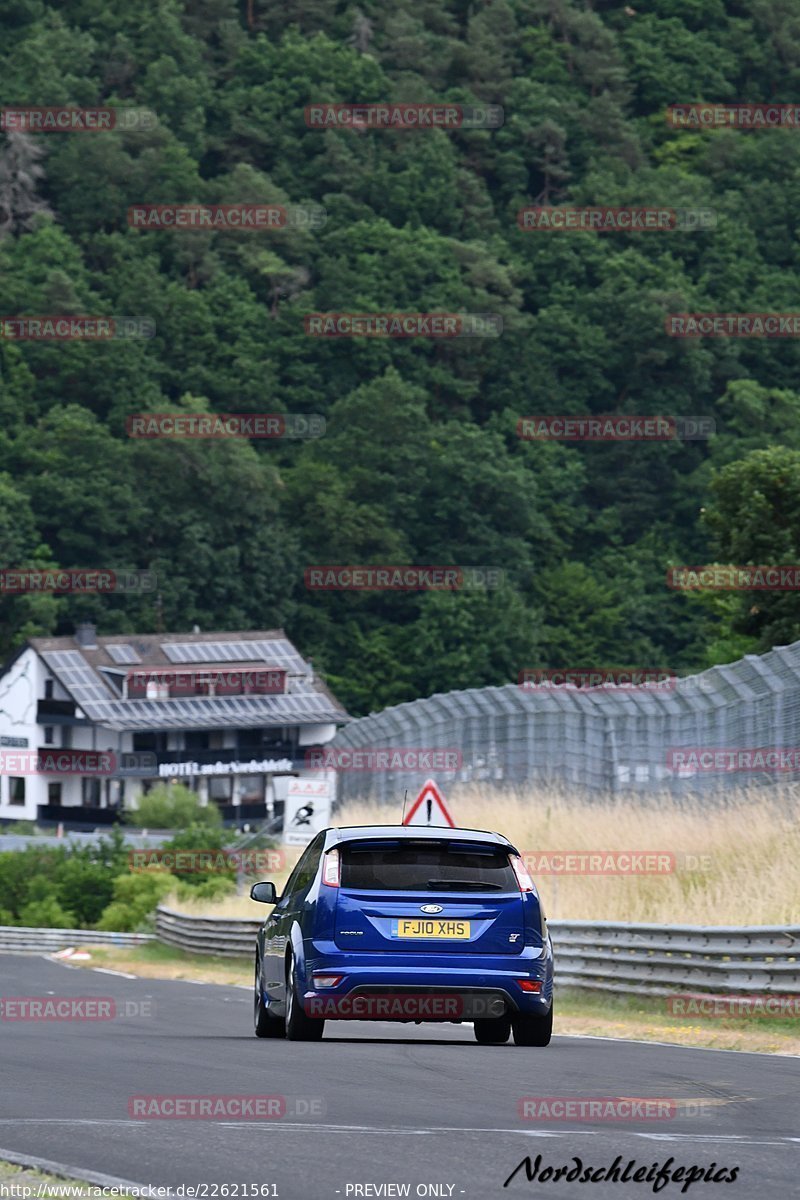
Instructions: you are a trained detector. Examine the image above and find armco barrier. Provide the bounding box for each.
[156,906,260,956]
[0,925,154,952]
[551,920,800,997]
[153,908,800,997]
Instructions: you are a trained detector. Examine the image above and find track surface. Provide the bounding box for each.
[1,956,797,1199]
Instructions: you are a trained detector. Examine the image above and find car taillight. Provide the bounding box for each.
[312,974,343,988]
[518,979,542,993]
[509,854,535,892]
[322,847,340,887]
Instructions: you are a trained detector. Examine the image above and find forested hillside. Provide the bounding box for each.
[1,0,799,714]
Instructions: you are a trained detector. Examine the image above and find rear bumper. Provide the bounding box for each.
[301,943,553,1019]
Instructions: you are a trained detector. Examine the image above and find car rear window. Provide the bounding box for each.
[339,839,518,891]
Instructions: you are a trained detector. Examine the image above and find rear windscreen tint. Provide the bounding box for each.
[340,841,518,891]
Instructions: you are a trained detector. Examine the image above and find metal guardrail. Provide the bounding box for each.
[154,908,800,996]
[549,920,800,996]
[156,906,260,957]
[0,926,154,953]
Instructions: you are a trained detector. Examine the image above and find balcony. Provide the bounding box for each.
[125,668,288,700]
[36,698,91,725]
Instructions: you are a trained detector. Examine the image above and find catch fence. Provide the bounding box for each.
[330,641,800,801]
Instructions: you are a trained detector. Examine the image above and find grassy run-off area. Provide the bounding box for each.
[67,942,800,1056]
[0,1158,136,1198]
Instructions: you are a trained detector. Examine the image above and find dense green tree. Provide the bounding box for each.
[0,0,796,711]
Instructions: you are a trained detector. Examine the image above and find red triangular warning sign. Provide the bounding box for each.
[403,779,455,827]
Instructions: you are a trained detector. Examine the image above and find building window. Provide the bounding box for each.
[48,783,62,806]
[82,778,101,808]
[44,726,55,745]
[238,727,291,752]
[133,732,168,752]
[208,777,232,805]
[185,731,210,752]
[237,728,259,751]
[239,775,265,804]
[44,679,54,699]
[9,777,25,806]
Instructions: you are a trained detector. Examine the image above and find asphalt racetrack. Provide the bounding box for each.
[1,956,798,1199]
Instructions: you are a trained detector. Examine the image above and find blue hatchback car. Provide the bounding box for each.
[250,824,554,1046]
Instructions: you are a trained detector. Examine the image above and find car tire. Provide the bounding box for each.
[512,1003,553,1047]
[285,952,325,1041]
[254,956,285,1038]
[473,1014,512,1044]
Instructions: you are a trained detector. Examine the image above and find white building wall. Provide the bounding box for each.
[0,642,344,824]
[0,647,47,819]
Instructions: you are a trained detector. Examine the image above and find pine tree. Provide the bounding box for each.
[0,132,52,239]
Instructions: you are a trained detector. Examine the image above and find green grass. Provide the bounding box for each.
[71,939,250,986]
[556,985,800,1054]
[0,1160,136,1197]
[559,986,800,1039]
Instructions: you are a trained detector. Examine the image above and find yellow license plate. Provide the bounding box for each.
[396,918,471,939]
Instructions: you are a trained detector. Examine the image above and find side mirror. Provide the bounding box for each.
[250,881,278,904]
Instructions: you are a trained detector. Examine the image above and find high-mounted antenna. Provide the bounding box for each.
[400,788,409,824]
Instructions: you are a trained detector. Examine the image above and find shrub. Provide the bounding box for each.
[88,827,130,874]
[17,880,76,928]
[174,875,237,902]
[0,846,67,917]
[159,821,236,886]
[96,869,175,931]
[125,783,222,830]
[57,857,117,927]
[2,821,39,835]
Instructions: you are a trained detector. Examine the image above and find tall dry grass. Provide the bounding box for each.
[165,784,800,925]
[334,784,800,925]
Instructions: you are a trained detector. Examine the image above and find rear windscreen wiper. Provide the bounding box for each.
[425,879,504,891]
